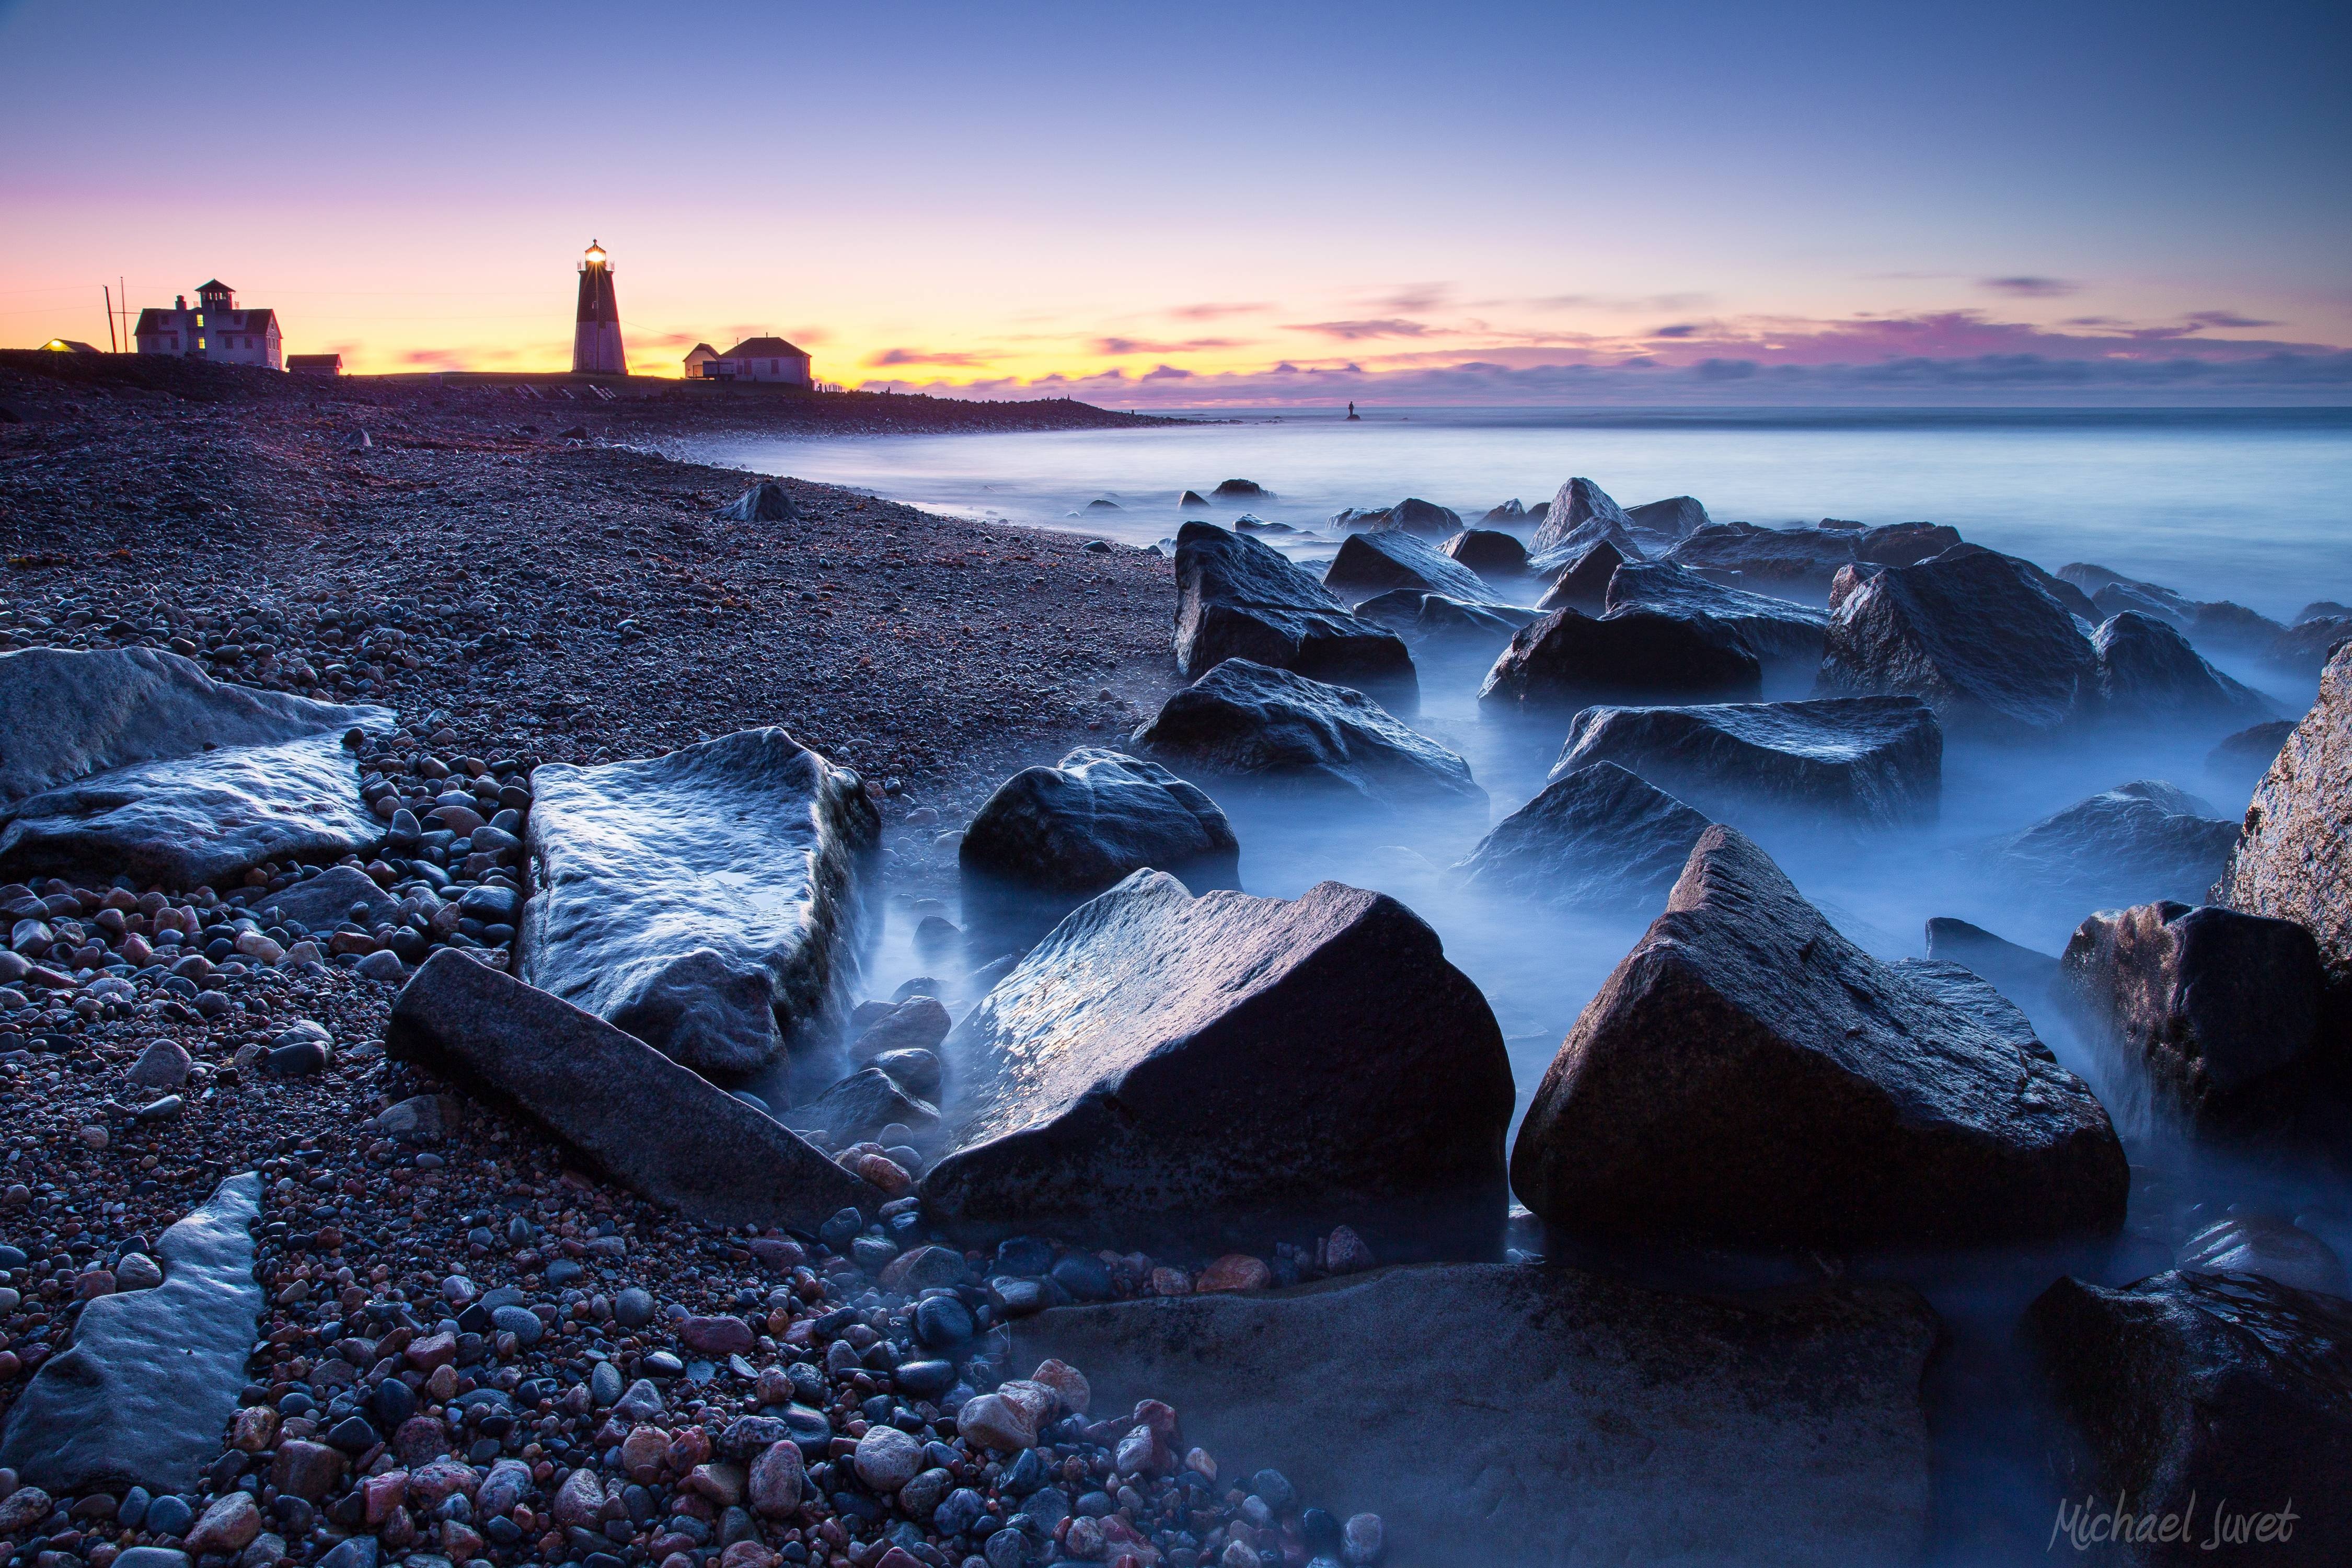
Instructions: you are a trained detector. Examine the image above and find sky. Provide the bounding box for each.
[3,0,2348,405]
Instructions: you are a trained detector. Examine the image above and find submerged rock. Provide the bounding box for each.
[2093,612,2275,727]
[2263,614,2352,676]
[959,747,1237,897]
[517,728,879,1081]
[1816,546,2097,739]
[716,480,794,522]
[1531,538,1628,615]
[1132,659,1483,807]
[2177,1214,2349,1298]
[1604,560,1832,667]
[1438,527,1529,577]
[1479,607,1762,711]
[1624,494,1711,549]
[1923,917,2060,1004]
[389,950,871,1228]
[1551,696,1942,828]
[2206,719,2298,799]
[0,1173,262,1492]
[920,872,1515,1258]
[2220,645,2352,1020]
[1021,1263,1936,1567]
[1511,826,2128,1248]
[1481,498,1528,523]
[2027,1271,2352,1564]
[1986,781,2238,906]
[1170,522,1414,691]
[1352,591,1531,643]
[1320,529,1489,603]
[2186,600,2287,653]
[1454,762,1710,908]
[1664,522,1859,592]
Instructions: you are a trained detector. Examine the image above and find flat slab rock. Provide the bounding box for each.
[1455,762,1710,909]
[1665,521,1860,592]
[2222,641,2352,1012]
[1320,529,1489,604]
[958,747,1237,897]
[388,949,873,1230]
[1512,826,2128,1249]
[517,728,879,1083]
[919,871,1515,1259]
[0,647,391,886]
[1605,560,1830,666]
[1171,522,1415,693]
[0,1172,261,1493]
[1480,606,1761,711]
[1551,696,1941,828]
[1987,780,2238,906]
[1020,1262,1938,1568]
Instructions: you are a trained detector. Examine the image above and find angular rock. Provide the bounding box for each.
[920,872,1515,1259]
[1854,522,1961,567]
[0,1173,262,1492]
[1482,499,1528,523]
[1479,607,1761,711]
[851,997,952,1062]
[1923,917,2060,1004]
[259,864,404,932]
[782,1065,939,1147]
[2092,579,2192,627]
[387,949,873,1230]
[1551,697,1942,828]
[1021,1263,1936,1567]
[1624,494,1710,549]
[1816,547,2097,739]
[2027,1271,2352,1564]
[2092,613,2275,727]
[1132,660,1482,808]
[2186,600,2286,653]
[1170,523,1414,692]
[2060,901,2327,1125]
[518,728,879,1079]
[2206,719,2297,799]
[2177,1213,2349,1298]
[1532,538,1627,615]
[1603,561,1831,667]
[1320,531,1488,604]
[2264,615,2352,676]
[1352,591,1531,644]
[1987,781,2238,907]
[718,481,795,522]
[1665,522,1859,593]
[1527,477,1634,558]
[1372,497,1462,537]
[1511,827,2128,1248]
[1438,528,1528,577]
[960,748,1237,897]
[1454,763,1710,909]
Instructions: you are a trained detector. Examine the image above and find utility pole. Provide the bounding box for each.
[103,285,118,352]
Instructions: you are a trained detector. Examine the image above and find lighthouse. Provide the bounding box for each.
[572,239,627,375]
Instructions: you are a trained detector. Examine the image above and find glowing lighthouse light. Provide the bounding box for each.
[572,238,626,375]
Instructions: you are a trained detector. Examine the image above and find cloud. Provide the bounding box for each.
[1168,302,1272,320]
[1980,276,2081,297]
[1140,363,1195,381]
[2186,309,2279,329]
[1281,318,1433,340]
[1093,336,1249,354]
[1647,324,1701,339]
[401,348,470,369]
[867,347,991,367]
[1371,283,1451,312]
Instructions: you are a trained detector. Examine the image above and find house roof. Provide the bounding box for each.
[287,354,342,367]
[195,280,233,293]
[683,343,718,358]
[133,306,279,333]
[721,337,808,359]
[41,340,102,354]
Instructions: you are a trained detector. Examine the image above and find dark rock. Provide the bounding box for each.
[1352,592,1532,644]
[1328,504,1396,532]
[1170,523,1414,693]
[1603,561,1831,667]
[2093,580,2192,627]
[259,864,402,931]
[783,1065,939,1147]
[1320,531,1488,603]
[1923,918,2060,1004]
[2026,1270,2352,1565]
[517,728,879,1080]
[2060,901,2327,1125]
[716,482,794,523]
[960,747,1236,898]
[1623,495,1710,548]
[1481,499,1528,523]
[2092,613,2275,727]
[1230,514,1293,535]
[1177,490,1209,509]
[1551,697,1942,829]
[1210,479,1267,498]
[0,1173,262,1492]
[1532,540,1628,619]
[1020,1263,1936,1566]
[1132,660,1483,808]
[2206,719,2298,799]
[1664,522,1858,593]
[1853,522,1961,567]
[2263,615,2352,676]
[851,997,952,1062]
[1479,608,1761,711]
[1816,546,2096,739]
[919,872,1514,1259]
[2298,601,2352,625]
[1511,826,2127,1247]
[2185,600,2286,653]
[1438,529,1529,577]
[1454,763,1710,908]
[1987,781,2238,907]
[387,949,873,1229]
[1380,497,1462,537]
[2177,1213,2349,1297]
[1527,478,1634,559]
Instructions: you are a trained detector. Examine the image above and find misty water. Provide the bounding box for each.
[699,409,2352,1561]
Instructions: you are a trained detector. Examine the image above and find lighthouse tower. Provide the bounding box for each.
[572,239,627,375]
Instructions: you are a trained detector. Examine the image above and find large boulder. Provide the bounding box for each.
[259,863,404,932]
[1527,477,1635,558]
[0,647,391,886]
[1551,697,1942,829]
[2059,901,2328,1127]
[2264,615,2352,676]
[1383,496,1461,537]
[1352,591,1531,644]
[1604,560,1832,667]
[517,728,879,1082]
[0,1173,262,1493]
[783,1064,939,1147]
[1454,762,1710,908]
[1924,917,2060,1005]
[1854,522,1961,567]
[1624,494,1711,547]
[2026,1270,2352,1566]
[1532,538,1628,614]
[919,873,1515,1258]
[2186,600,2287,653]
[1170,522,1414,691]
[1815,546,2097,739]
[1511,826,2128,1248]
[1986,781,2239,906]
[2219,645,2352,1018]
[1479,607,1762,711]
[1020,1263,1937,1568]
[1438,528,1529,577]
[958,748,1236,898]
[2092,613,2275,727]
[1319,529,1488,603]
[388,949,873,1228]
[1664,522,1859,593]
[1131,659,1483,807]
[2206,719,2298,799]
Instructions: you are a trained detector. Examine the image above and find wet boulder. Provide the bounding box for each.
[785,1064,940,1147]
[2092,613,2275,728]
[1454,762,1710,908]
[2206,719,2297,799]
[1132,659,1483,808]
[1551,696,1942,828]
[959,747,1236,898]
[1320,529,1488,603]
[1352,591,1531,644]
[1664,522,1859,593]
[2026,1270,2352,1565]
[1171,522,1415,691]
[1211,478,1267,498]
[919,872,1515,1258]
[716,481,794,522]
[517,728,879,1081]
[389,949,873,1228]
[1624,494,1711,549]
[1604,560,1831,668]
[1479,607,1762,711]
[2186,600,2287,653]
[2263,615,2352,676]
[1923,917,2060,1005]
[1854,522,1961,567]
[1936,543,2100,622]
[1482,498,1528,523]
[1527,477,1635,558]
[2219,644,2352,1018]
[260,863,403,932]
[1531,538,1627,615]
[1816,546,2097,739]
[1511,826,2128,1248]
[1384,496,1461,537]
[2060,901,2328,1127]
[1986,781,2238,907]
[2177,1214,2349,1298]
[1438,528,1529,577]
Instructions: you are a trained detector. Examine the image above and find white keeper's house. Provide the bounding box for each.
[134,280,284,370]
[683,336,813,386]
